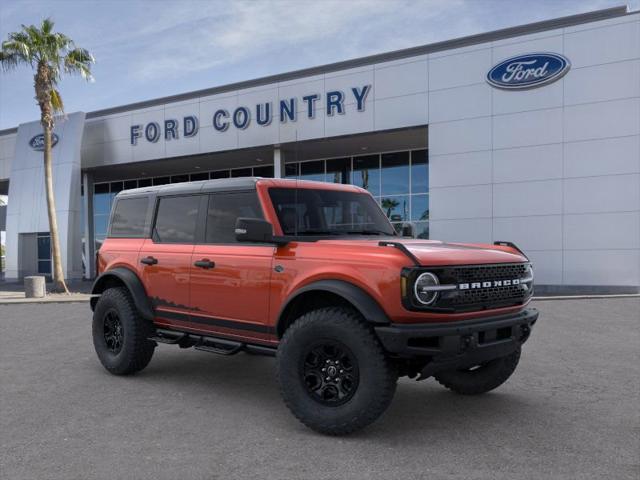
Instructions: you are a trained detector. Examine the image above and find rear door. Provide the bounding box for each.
[189,190,274,343]
[138,194,203,328]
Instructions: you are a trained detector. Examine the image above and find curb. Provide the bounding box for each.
[0,296,92,305]
[532,294,640,301]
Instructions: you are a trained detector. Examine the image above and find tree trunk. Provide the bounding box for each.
[43,122,68,293]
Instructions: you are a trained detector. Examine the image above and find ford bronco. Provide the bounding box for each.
[91,177,537,435]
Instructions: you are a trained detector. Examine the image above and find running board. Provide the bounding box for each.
[151,328,277,357]
[149,330,187,345]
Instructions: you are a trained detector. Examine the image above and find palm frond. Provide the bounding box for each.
[0,51,20,70]
[64,47,94,81]
[41,17,54,35]
[50,88,64,113]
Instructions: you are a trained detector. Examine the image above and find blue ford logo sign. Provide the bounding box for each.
[487,53,570,90]
[29,133,59,151]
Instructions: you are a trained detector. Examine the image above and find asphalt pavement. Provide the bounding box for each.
[1,298,638,480]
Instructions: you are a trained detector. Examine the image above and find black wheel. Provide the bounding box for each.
[276,307,397,435]
[434,348,521,395]
[92,287,156,375]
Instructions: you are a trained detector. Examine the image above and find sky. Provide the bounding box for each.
[0,0,636,130]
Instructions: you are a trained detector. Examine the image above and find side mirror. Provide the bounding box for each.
[235,217,279,244]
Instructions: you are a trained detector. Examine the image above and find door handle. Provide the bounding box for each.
[194,259,215,269]
[140,256,158,266]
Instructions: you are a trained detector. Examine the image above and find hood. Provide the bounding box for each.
[316,238,528,266]
[397,239,527,266]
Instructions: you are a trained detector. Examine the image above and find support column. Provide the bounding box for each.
[273,147,286,178]
[82,171,95,279]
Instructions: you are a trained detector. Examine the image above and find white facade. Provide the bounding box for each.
[0,7,638,291]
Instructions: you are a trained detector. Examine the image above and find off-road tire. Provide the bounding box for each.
[92,287,156,375]
[434,347,521,395]
[276,307,398,435]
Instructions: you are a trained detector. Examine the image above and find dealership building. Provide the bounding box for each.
[0,5,639,293]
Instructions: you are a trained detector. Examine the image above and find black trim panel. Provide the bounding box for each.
[156,308,275,335]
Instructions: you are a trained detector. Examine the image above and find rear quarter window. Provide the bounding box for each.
[109,197,150,237]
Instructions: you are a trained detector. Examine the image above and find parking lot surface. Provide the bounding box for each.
[1,298,638,480]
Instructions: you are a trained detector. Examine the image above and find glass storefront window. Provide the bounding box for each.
[94,215,109,237]
[231,168,252,178]
[285,163,299,178]
[171,174,189,183]
[253,165,274,178]
[37,232,51,275]
[299,160,325,182]
[211,170,230,179]
[153,177,170,185]
[413,221,429,239]
[380,195,409,222]
[381,151,410,195]
[411,149,428,194]
[411,194,429,221]
[351,155,380,197]
[138,178,152,187]
[326,158,350,184]
[189,172,209,182]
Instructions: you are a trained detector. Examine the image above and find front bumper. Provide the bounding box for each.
[375,308,538,378]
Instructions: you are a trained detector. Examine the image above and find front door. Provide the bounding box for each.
[138,194,202,328]
[189,191,274,343]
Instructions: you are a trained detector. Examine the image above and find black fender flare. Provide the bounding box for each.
[90,267,154,321]
[277,279,390,337]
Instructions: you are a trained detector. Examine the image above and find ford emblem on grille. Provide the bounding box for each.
[487,53,570,90]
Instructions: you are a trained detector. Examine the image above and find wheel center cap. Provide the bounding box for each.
[327,366,338,377]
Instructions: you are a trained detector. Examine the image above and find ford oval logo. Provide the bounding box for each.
[487,53,570,90]
[29,133,59,151]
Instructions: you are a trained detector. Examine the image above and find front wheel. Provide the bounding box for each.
[276,307,398,435]
[434,347,521,395]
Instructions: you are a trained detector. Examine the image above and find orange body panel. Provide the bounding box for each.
[98,179,530,345]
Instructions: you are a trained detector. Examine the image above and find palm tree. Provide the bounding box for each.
[0,18,94,292]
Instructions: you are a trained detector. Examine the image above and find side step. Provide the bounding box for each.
[149,330,187,345]
[195,337,243,356]
[151,328,277,357]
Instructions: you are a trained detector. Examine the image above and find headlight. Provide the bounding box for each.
[414,272,440,305]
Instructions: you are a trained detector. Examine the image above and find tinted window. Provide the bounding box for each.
[154,195,200,243]
[269,188,395,236]
[205,192,263,243]
[109,197,149,237]
[381,151,409,195]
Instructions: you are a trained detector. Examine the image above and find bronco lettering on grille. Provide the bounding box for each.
[459,279,521,290]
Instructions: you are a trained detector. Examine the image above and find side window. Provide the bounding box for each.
[153,195,200,243]
[205,191,263,243]
[109,197,149,237]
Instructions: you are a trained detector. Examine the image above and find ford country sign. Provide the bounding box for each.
[29,133,59,151]
[487,53,570,90]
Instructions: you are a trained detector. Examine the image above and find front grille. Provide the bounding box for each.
[407,263,533,312]
[453,264,528,283]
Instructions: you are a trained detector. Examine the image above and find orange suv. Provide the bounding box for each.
[91,177,537,435]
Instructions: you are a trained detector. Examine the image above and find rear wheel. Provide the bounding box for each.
[276,307,397,435]
[434,348,521,395]
[92,287,156,375]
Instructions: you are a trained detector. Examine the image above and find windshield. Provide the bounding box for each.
[269,187,396,236]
